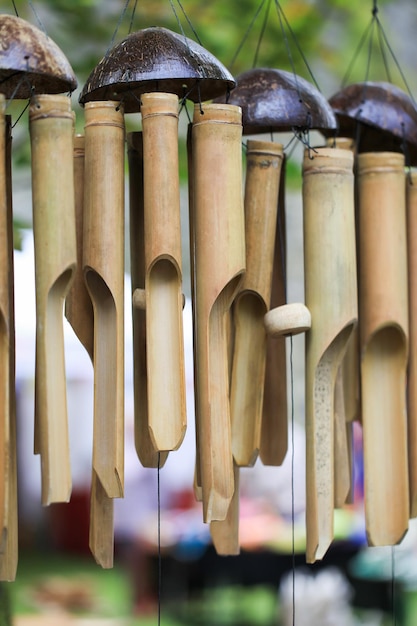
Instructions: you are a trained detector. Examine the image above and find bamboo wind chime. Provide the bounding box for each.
[3,3,417,583]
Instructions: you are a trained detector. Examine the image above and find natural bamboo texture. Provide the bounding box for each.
[83,101,125,500]
[191,103,245,523]
[230,140,283,468]
[29,94,76,506]
[260,164,288,466]
[65,134,94,360]
[65,133,113,568]
[407,171,417,517]
[210,462,240,555]
[140,92,186,453]
[357,152,409,546]
[0,106,18,581]
[127,131,169,469]
[303,147,357,563]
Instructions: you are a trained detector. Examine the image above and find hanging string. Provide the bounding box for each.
[175,0,202,46]
[106,0,131,56]
[157,452,162,626]
[289,335,296,626]
[253,0,271,68]
[28,1,46,33]
[230,0,269,71]
[128,0,138,34]
[391,546,397,626]
[11,0,18,17]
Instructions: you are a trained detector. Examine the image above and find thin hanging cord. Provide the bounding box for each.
[289,336,296,626]
[106,0,131,55]
[391,546,397,626]
[28,1,47,32]
[341,19,373,88]
[176,0,202,45]
[157,452,162,626]
[273,0,321,92]
[253,0,271,68]
[230,0,268,70]
[11,0,18,16]
[128,0,138,34]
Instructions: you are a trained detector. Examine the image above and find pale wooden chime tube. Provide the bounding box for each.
[140,92,186,453]
[303,147,357,563]
[230,140,284,467]
[127,131,169,468]
[191,103,245,523]
[83,101,125,501]
[260,160,288,467]
[407,170,417,517]
[66,134,113,568]
[0,102,18,580]
[29,94,76,505]
[358,152,409,545]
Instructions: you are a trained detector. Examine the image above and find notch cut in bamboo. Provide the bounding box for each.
[230,140,284,468]
[303,147,357,563]
[83,101,125,500]
[141,92,186,454]
[30,94,76,506]
[190,103,245,523]
[358,151,409,546]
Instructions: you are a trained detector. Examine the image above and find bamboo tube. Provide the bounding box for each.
[303,147,357,562]
[0,109,18,580]
[83,101,125,500]
[230,140,283,467]
[140,92,186,453]
[358,152,409,545]
[407,171,417,517]
[30,94,76,505]
[191,103,245,522]
[65,134,114,567]
[65,134,94,360]
[127,131,169,468]
[210,462,240,555]
[260,163,288,467]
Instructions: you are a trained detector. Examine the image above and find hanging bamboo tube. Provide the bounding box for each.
[358,152,409,545]
[260,156,288,467]
[127,131,169,468]
[65,135,94,360]
[0,105,17,580]
[139,92,186,453]
[65,134,114,567]
[303,147,357,562]
[83,101,125,501]
[230,140,284,467]
[29,94,76,505]
[191,103,245,523]
[407,171,417,518]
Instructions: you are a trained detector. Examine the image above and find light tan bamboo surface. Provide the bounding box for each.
[357,151,409,546]
[303,147,357,563]
[0,107,17,580]
[230,140,284,468]
[407,171,417,517]
[65,134,94,360]
[140,92,186,453]
[29,94,76,506]
[210,461,240,555]
[260,162,287,467]
[83,101,125,500]
[127,131,169,469]
[65,133,113,567]
[191,103,245,523]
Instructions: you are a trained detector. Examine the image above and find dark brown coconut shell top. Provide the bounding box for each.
[0,14,77,98]
[79,27,236,113]
[215,67,336,134]
[327,81,417,163]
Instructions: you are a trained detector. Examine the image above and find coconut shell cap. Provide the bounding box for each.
[327,81,417,163]
[215,67,336,134]
[79,26,236,113]
[0,14,77,98]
